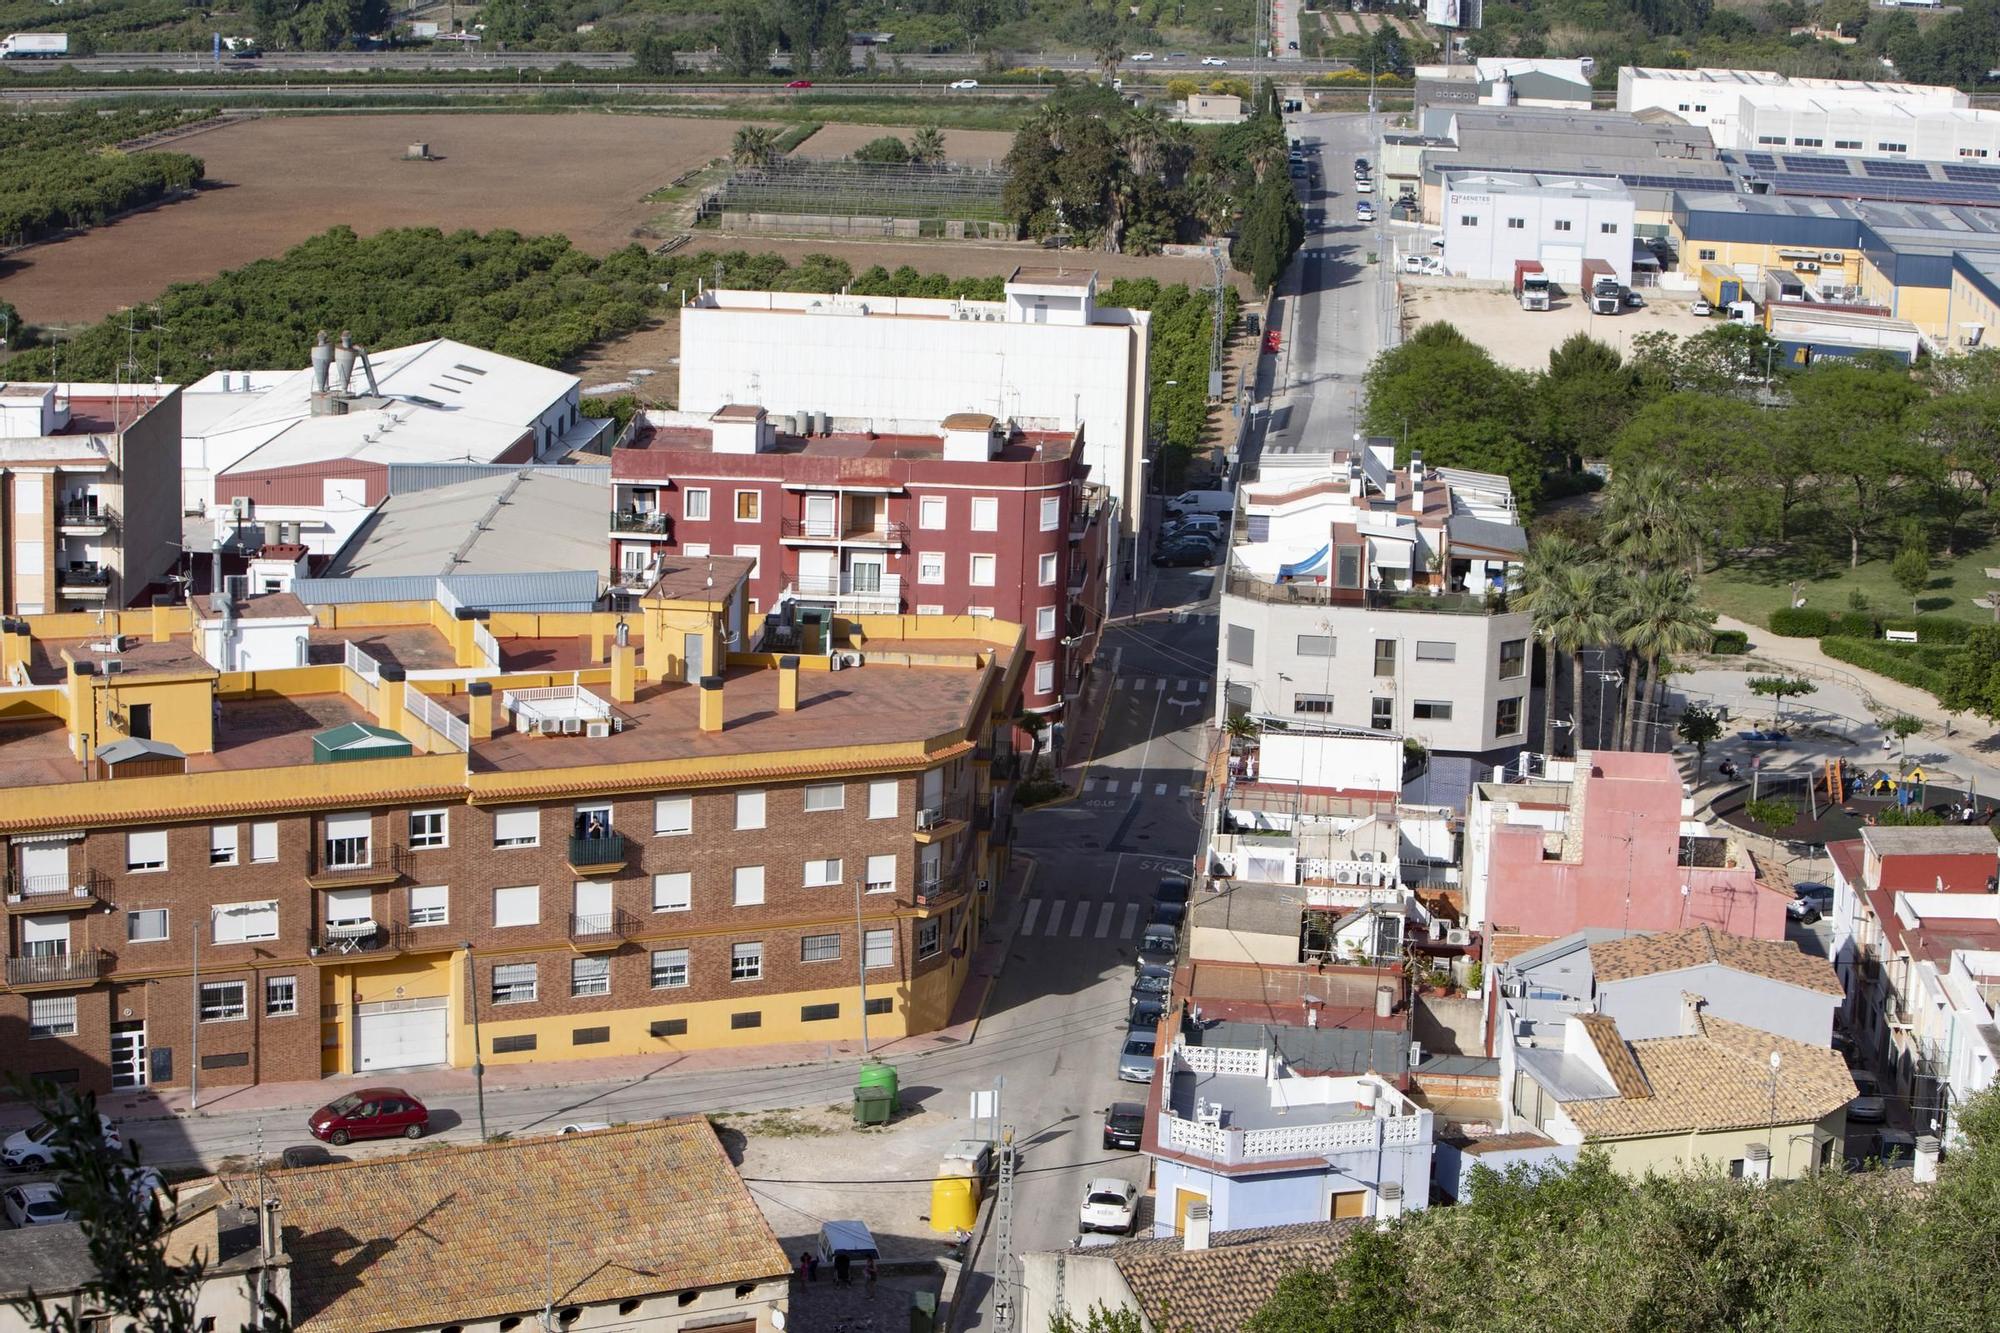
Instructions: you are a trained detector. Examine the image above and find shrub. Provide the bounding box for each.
[1710,629,1749,655]
[1768,606,1831,637]
[1823,614,1881,640]
[1879,615,1975,645]
[1875,807,1946,827]
[1819,636,1955,697]
[1745,798,1799,832]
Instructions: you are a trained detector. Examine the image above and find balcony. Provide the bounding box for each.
[567,833,628,875]
[913,797,971,844]
[306,844,411,889]
[1224,567,1510,616]
[309,920,414,960]
[568,908,637,952]
[5,870,110,913]
[781,517,909,547]
[5,949,111,991]
[784,573,902,615]
[611,509,672,537]
[58,503,118,534]
[57,565,111,596]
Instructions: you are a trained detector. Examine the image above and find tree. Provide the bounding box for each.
[1362,324,1534,499]
[1939,626,2000,723]
[1049,1303,1147,1333]
[1536,334,1644,472]
[1617,567,1712,751]
[853,135,911,163]
[1745,798,1799,832]
[732,124,779,165]
[908,125,947,166]
[1788,362,1925,567]
[775,0,850,75]
[1611,391,1788,551]
[718,0,775,77]
[1892,541,1931,613]
[1749,674,1818,723]
[631,28,676,76]
[1677,703,1725,783]
[1538,562,1615,757]
[1518,531,1587,758]
[1887,713,1924,763]
[1601,463,1702,574]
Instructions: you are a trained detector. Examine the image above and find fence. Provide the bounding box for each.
[404,683,469,753]
[703,157,1011,226]
[433,580,465,619]
[343,641,382,684]
[472,623,501,671]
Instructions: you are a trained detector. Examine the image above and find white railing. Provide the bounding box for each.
[472,622,501,671]
[787,572,902,612]
[344,640,382,683]
[1165,1117,1230,1157]
[1384,1115,1428,1147]
[404,683,469,752]
[504,684,612,725]
[1304,884,1408,911]
[433,579,465,618]
[1176,1043,1268,1077]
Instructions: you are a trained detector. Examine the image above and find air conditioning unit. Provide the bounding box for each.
[71,884,91,898]
[586,720,612,739]
[828,654,845,673]
[916,808,941,831]
[1336,868,1357,884]
[102,659,124,675]
[1821,251,1845,263]
[1447,927,1471,946]
[562,717,584,735]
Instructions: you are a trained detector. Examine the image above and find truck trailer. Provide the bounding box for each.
[1767,308,1923,366]
[1699,262,1749,311]
[1514,259,1550,311]
[1583,258,1621,315]
[0,32,69,58]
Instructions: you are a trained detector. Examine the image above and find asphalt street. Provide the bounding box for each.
[45,49,1359,75]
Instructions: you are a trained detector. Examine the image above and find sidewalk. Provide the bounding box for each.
[17,858,1042,1135]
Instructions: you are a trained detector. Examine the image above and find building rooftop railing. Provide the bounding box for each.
[1224,567,1509,615]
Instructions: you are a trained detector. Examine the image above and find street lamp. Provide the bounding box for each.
[464,942,488,1141]
[855,874,871,1058]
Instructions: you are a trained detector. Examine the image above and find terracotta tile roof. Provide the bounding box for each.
[1561,1015,1856,1140]
[1576,1013,1651,1099]
[1486,932,1559,965]
[1108,1222,1355,1331]
[1590,925,1842,996]
[238,1118,789,1333]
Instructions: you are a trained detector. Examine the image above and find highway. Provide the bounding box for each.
[0,81,1067,103]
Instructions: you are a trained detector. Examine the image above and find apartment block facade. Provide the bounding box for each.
[0,565,1023,1096]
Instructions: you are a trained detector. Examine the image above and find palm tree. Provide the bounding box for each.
[1601,463,1702,574]
[731,125,778,167]
[1540,564,1615,758]
[1120,102,1169,180]
[1618,568,1713,751]
[1095,35,1126,87]
[909,125,947,166]
[1517,532,1585,759]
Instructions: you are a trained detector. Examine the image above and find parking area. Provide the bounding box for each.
[1400,282,1719,371]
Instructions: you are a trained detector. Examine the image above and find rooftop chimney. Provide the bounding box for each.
[467,680,494,742]
[610,620,638,704]
[699,674,725,733]
[778,654,800,712]
[1183,1201,1211,1251]
[1914,1135,1941,1183]
[375,664,407,734]
[1744,1142,1772,1186]
[1376,1181,1405,1229]
[1375,985,1394,1019]
[1680,992,1707,1036]
[150,594,173,644]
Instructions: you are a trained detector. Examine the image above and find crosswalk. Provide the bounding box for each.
[1081,779,1199,798]
[1114,677,1211,695]
[1018,897,1148,940]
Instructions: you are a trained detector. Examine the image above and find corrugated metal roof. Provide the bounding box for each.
[387,462,612,494]
[292,571,600,612]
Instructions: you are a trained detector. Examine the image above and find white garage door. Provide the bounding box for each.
[1540,245,1584,285]
[355,997,448,1072]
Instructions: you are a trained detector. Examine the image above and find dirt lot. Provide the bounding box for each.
[792,123,1017,167]
[1404,283,1717,371]
[1,112,757,326]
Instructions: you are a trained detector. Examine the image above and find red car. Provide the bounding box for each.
[786,79,813,89]
[307,1088,430,1146]
[1263,329,1281,353]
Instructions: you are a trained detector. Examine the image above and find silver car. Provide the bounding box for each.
[1117,1026,1159,1082]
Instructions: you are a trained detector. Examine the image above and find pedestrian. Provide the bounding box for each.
[865,1256,878,1300]
[798,1251,813,1284]
[804,1252,819,1283]
[834,1251,852,1286]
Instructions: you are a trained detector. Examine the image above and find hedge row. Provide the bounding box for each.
[1769,607,1976,645]
[1768,607,1831,637]
[1710,629,1749,655]
[1818,636,1953,696]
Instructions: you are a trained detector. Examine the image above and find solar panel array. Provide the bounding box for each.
[1761,172,2000,208]
[1863,159,1931,179]
[1784,156,1852,175]
[1742,152,1778,172]
[1944,163,2000,185]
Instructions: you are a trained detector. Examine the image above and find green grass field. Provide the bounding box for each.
[1701,530,2000,629]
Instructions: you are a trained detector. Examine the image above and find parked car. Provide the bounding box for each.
[1117,1027,1159,1082]
[2,1183,68,1227]
[1848,1071,1886,1123]
[1165,489,1235,518]
[1263,330,1281,353]
[1737,728,1788,745]
[948,79,980,90]
[1129,993,1167,1028]
[306,1088,430,1146]
[1624,290,1646,308]
[1787,895,1821,924]
[1356,201,1374,222]
[1794,882,1834,912]
[1153,539,1215,568]
[1289,163,1307,179]
[1139,922,1179,963]
[3,1115,120,1169]
[1692,297,1713,316]
[1355,177,1373,193]
[280,1144,337,1169]
[817,1219,879,1264]
[1201,55,1227,65]
[1103,1102,1146,1151]
[1354,157,1370,173]
[559,1121,613,1134]
[1132,963,1173,995]
[786,79,813,88]
[1871,1126,1917,1166]
[1403,254,1445,275]
[1078,1177,1140,1233]
[1149,897,1187,928]
[1156,874,1191,905]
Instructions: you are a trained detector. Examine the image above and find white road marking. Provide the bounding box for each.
[1154,783,1168,796]
[1095,902,1116,937]
[1071,903,1093,937]
[1180,786,1193,797]
[1020,899,1042,935]
[1082,779,1096,793]
[1102,780,1119,794]
[1197,680,1210,694]
[1177,679,1190,691]
[1120,902,1144,937]
[1043,901,1066,937]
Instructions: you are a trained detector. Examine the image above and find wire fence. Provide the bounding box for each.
[701,156,1013,224]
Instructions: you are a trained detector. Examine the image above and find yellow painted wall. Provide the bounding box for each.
[1597,1111,1845,1181]
[1947,270,2000,350]
[1680,240,1861,291]
[319,951,458,1076]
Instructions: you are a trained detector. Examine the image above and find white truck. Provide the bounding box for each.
[1,32,69,58]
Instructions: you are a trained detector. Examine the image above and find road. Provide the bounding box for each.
[34,49,1358,76]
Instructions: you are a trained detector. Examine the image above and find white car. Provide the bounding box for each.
[2,1183,69,1228]
[1078,1177,1139,1234]
[1403,254,1445,275]
[1132,52,1155,61]
[1692,297,1713,316]
[1201,56,1227,66]
[3,1115,121,1169]
[558,1121,613,1135]
[948,79,979,90]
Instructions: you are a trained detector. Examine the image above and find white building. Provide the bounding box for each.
[1442,172,1636,286]
[1218,444,1531,758]
[1615,66,1969,153]
[1736,100,2000,166]
[180,336,595,556]
[674,267,1152,554]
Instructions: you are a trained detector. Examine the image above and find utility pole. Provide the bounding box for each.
[991,1123,1018,1333]
[855,875,871,1057]
[464,943,488,1141]
[1207,246,1227,404]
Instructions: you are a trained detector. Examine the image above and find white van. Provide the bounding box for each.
[1164,489,1234,517]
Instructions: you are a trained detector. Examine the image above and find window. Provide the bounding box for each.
[213,901,278,943]
[1756,135,1784,145]
[653,872,691,912]
[323,887,372,928]
[265,976,298,1016]
[971,497,998,531]
[919,495,947,529]
[409,885,449,927]
[732,544,761,578]
[866,997,893,1016]
[408,809,448,849]
[200,982,247,1023]
[126,830,167,873]
[1961,147,1992,159]
[571,957,611,997]
[574,1026,610,1046]
[866,854,897,894]
[322,812,371,869]
[683,488,710,521]
[969,554,996,586]
[683,543,710,558]
[493,885,540,928]
[1414,640,1455,662]
[869,781,899,820]
[1496,696,1524,736]
[1371,698,1394,731]
[1413,700,1454,721]
[493,1034,536,1054]
[804,857,842,888]
[1600,222,1619,235]
[1793,137,1823,148]
[734,490,761,522]
[29,997,77,1039]
[731,1011,762,1030]
[572,803,613,840]
[733,865,765,906]
[1035,660,1055,695]
[1553,220,1573,233]
[492,963,537,1004]
[731,942,763,981]
[802,1003,840,1022]
[1033,553,1058,588]
[126,909,168,943]
[210,825,239,866]
[1227,624,1254,666]
[918,551,946,584]
[1458,215,1479,227]
[917,603,944,616]
[1294,694,1336,715]
[1836,139,1862,151]
[967,606,993,619]
[802,933,841,962]
[651,949,690,988]
[917,919,942,958]
[1505,217,1524,230]
[251,822,278,863]
[735,790,766,830]
[653,796,692,836]
[1039,495,1061,531]
[804,783,844,812]
[1036,606,1057,640]
[865,929,895,968]
[1499,639,1527,679]
[1698,248,1717,262]
[1296,634,1334,657]
[493,807,540,848]
[1373,639,1396,677]
[1878,142,1907,154]
[651,1018,687,1037]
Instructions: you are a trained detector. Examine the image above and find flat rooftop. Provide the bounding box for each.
[616,422,1078,468]
[26,636,217,685]
[304,624,460,674]
[1168,1066,1375,1133]
[1007,265,1098,287]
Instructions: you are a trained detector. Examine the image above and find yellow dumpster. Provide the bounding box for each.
[930,1175,978,1234]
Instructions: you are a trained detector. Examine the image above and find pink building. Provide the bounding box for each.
[1471,751,1791,952]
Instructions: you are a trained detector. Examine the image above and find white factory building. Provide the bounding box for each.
[1734,101,2000,166]
[1441,172,1636,287]
[1615,67,1972,156]
[674,267,1152,551]
[180,336,596,556]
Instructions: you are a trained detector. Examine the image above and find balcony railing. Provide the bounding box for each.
[5,869,110,911]
[58,503,118,531]
[307,844,411,887]
[611,509,671,535]
[5,949,110,989]
[568,908,637,949]
[1223,567,1509,615]
[567,833,628,872]
[785,573,902,614]
[782,517,909,544]
[310,920,414,957]
[57,566,111,588]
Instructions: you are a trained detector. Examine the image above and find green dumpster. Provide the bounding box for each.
[853,1084,895,1125]
[857,1058,900,1105]
[910,1290,938,1333]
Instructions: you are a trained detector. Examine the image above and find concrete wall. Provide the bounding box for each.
[1599,967,1837,1046]
[1443,182,1635,286]
[1432,1138,1577,1201]
[1021,1251,1136,1333]
[113,388,185,609]
[1597,1110,1847,1181]
[1414,993,1488,1056]
[1149,1139,1433,1237]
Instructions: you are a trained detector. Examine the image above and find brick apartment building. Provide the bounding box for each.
[610,404,1109,712]
[0,558,1023,1095]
